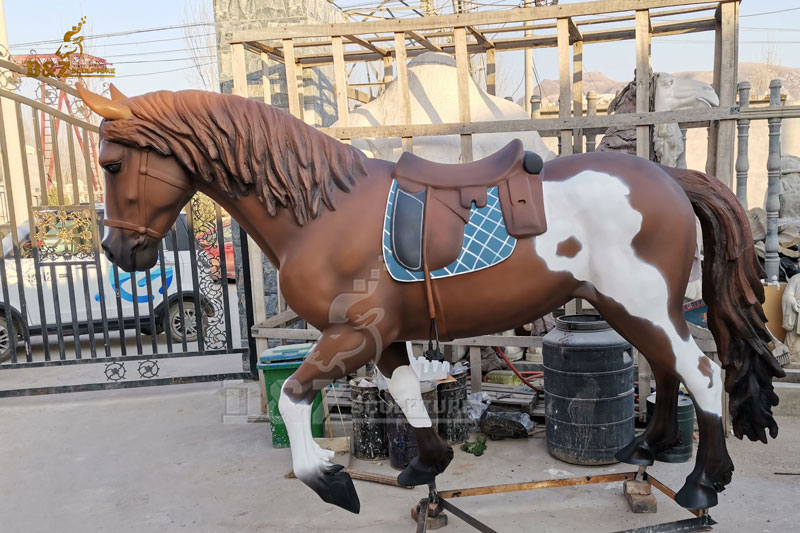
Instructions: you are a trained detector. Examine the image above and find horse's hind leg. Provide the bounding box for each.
[280,324,387,514]
[376,342,453,486]
[588,295,732,510]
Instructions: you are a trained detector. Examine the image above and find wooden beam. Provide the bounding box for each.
[260,52,271,105]
[282,39,302,119]
[318,106,737,140]
[344,34,389,57]
[279,17,716,67]
[406,30,443,53]
[347,86,373,105]
[713,0,738,188]
[567,17,583,42]
[467,26,494,48]
[454,27,473,163]
[573,39,583,153]
[227,0,731,42]
[394,32,413,153]
[332,36,349,130]
[247,41,283,61]
[231,42,247,98]
[383,55,394,85]
[635,10,651,159]
[557,18,572,156]
[486,47,496,96]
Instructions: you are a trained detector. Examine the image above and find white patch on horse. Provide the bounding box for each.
[381,365,432,428]
[278,382,336,484]
[534,170,722,416]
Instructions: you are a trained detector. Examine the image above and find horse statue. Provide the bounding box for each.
[77,82,784,516]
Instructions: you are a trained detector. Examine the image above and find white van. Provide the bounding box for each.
[0,207,212,361]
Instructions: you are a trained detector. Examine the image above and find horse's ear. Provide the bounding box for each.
[108,83,128,102]
[76,81,133,121]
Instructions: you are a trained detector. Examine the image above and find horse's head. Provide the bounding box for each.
[77,83,195,272]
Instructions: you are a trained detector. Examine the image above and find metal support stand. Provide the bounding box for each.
[412,467,716,533]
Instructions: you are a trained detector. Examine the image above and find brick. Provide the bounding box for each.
[623,480,652,496]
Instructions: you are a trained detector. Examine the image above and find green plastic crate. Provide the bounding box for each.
[258,343,324,448]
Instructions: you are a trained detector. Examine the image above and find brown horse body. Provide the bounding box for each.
[77,85,784,517]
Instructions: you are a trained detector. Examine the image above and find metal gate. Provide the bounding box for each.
[0,56,255,396]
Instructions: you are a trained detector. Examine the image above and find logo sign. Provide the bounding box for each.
[25,17,115,78]
[95,267,174,303]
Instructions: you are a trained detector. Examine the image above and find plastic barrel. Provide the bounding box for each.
[542,315,635,465]
[437,366,469,444]
[646,393,695,463]
[258,343,324,448]
[384,383,438,470]
[350,381,388,460]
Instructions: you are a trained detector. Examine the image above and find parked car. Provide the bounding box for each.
[0,207,213,361]
[196,219,236,281]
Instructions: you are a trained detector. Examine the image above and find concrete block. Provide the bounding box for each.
[411,501,448,530]
[623,481,657,513]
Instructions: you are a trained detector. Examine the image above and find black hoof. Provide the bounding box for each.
[675,478,718,510]
[615,437,655,466]
[312,464,361,514]
[398,456,445,487]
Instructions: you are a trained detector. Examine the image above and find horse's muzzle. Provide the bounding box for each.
[102,229,158,272]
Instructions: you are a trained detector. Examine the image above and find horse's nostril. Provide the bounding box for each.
[101,242,114,261]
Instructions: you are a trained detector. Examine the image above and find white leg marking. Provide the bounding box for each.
[278,382,334,483]
[383,365,432,428]
[535,170,722,416]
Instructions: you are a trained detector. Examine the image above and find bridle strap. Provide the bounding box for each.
[103,150,190,240]
[103,218,166,239]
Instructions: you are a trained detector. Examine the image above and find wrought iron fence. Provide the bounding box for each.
[0,57,254,395]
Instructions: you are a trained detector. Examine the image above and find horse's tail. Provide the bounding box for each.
[663,165,785,442]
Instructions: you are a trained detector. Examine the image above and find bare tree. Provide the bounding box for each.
[183,0,219,91]
[752,41,780,97]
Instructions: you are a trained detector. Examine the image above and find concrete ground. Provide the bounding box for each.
[1,382,798,533]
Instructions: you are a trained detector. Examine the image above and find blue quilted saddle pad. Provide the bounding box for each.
[382,180,517,282]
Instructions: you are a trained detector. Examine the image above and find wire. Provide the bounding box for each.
[102,46,214,59]
[110,55,215,65]
[11,22,215,48]
[741,6,800,18]
[113,62,216,78]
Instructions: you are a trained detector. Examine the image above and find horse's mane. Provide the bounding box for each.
[100,90,368,225]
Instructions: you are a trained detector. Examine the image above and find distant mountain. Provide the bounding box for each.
[528,62,800,106]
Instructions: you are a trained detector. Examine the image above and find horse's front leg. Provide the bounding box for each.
[377,342,454,486]
[280,324,386,514]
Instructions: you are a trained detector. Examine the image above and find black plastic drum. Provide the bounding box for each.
[543,314,635,465]
[350,381,388,460]
[437,366,469,444]
[646,393,694,463]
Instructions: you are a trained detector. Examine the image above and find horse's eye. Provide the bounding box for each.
[103,162,122,174]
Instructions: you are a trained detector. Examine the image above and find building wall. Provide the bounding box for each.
[214,0,345,126]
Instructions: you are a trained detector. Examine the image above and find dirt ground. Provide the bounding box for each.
[1,381,798,532]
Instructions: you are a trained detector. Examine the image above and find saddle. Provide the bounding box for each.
[389,139,547,355]
[390,139,547,274]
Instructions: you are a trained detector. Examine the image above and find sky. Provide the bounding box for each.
[3,0,800,98]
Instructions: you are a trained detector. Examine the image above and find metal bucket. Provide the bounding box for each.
[646,393,694,463]
[437,366,469,444]
[543,314,635,465]
[350,380,388,460]
[384,382,438,470]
